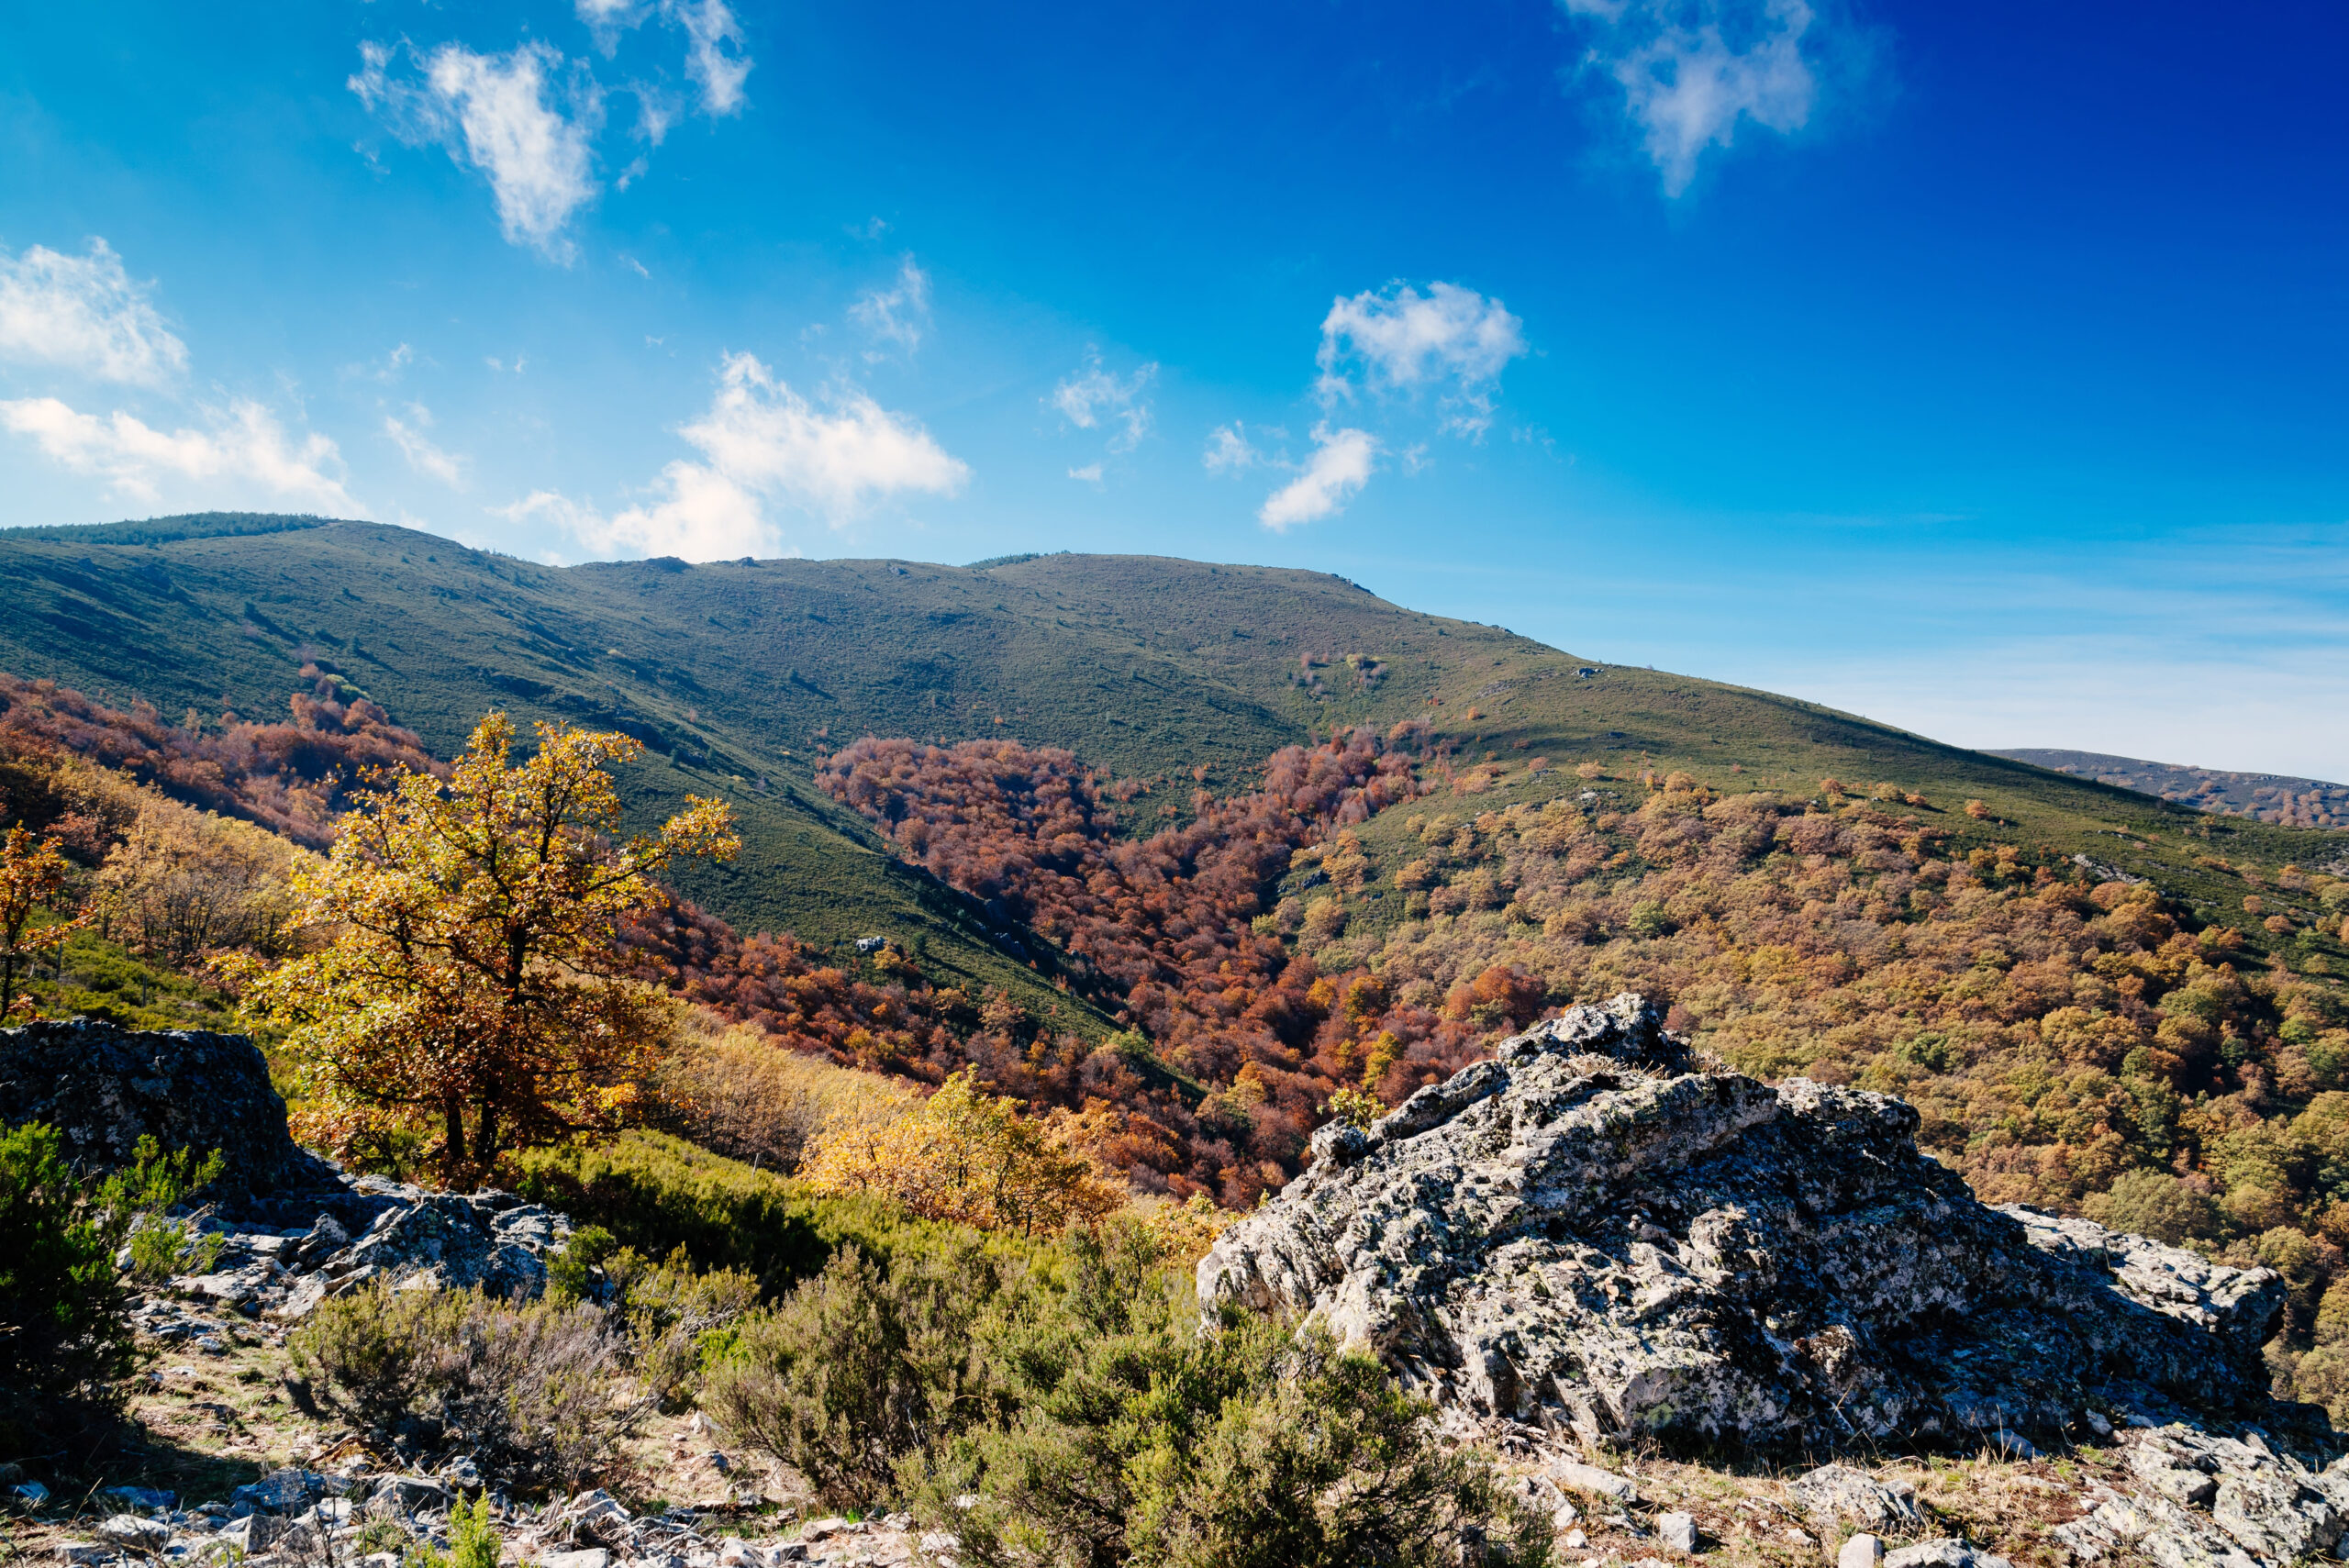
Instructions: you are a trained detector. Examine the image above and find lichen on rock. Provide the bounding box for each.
[1199,993,2286,1452]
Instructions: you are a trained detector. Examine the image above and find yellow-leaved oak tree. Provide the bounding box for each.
[241,714,739,1185]
[0,825,88,1015]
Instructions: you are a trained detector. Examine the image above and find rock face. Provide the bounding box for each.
[0,1020,331,1201]
[1198,995,2286,1452]
[0,1019,573,1318]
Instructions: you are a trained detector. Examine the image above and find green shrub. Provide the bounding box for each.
[409,1493,499,1568]
[544,1225,621,1306]
[514,1131,898,1295]
[923,1305,1549,1568]
[701,1240,1023,1507]
[511,1129,1043,1297]
[0,1122,128,1407]
[112,1140,228,1284]
[0,1125,221,1420]
[288,1283,632,1490]
[618,1250,760,1411]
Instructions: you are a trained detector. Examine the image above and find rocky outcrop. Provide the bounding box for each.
[0,1020,331,1202]
[1199,994,2287,1453]
[175,1179,574,1322]
[0,1019,573,1317]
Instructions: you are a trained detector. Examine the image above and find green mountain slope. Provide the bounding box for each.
[0,513,2339,978]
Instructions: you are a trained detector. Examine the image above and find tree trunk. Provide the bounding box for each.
[442,1093,468,1184]
[476,1091,498,1168]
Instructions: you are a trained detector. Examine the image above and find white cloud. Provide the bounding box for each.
[351,40,603,261]
[1068,463,1103,484]
[1202,422,1274,475]
[849,258,932,358]
[1317,281,1526,437]
[576,0,647,50]
[384,413,463,487]
[1258,424,1378,530]
[1050,352,1156,453]
[573,0,749,115]
[663,0,751,116]
[515,352,969,560]
[1561,0,1817,196]
[342,342,414,384]
[0,395,356,511]
[0,239,187,387]
[631,89,681,150]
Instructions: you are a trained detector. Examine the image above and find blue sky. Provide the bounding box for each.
[3,2,2346,777]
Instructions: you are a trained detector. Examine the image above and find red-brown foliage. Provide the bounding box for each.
[811,728,1499,1203]
[0,670,440,847]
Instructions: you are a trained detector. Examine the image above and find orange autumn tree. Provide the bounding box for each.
[0,826,86,1014]
[242,713,739,1184]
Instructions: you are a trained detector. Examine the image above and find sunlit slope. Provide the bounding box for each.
[0,514,2335,965]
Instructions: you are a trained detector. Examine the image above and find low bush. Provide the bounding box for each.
[410,1494,500,1568]
[0,1126,220,1428]
[287,1282,632,1491]
[547,1226,760,1411]
[700,1240,1020,1505]
[704,1218,1545,1563]
[925,1306,1552,1568]
[509,1129,1019,1296]
[659,1013,916,1173]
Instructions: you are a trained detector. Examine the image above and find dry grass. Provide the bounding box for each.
[660,1011,918,1174]
[1506,1440,2115,1568]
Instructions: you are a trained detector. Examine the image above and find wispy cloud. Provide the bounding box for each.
[351,40,605,261]
[1259,424,1378,530]
[0,239,187,387]
[1317,281,1526,437]
[1051,351,1156,453]
[1202,422,1283,475]
[665,0,751,115]
[573,0,751,115]
[1068,463,1103,484]
[1560,0,1819,196]
[507,351,969,560]
[342,342,415,384]
[0,395,355,511]
[384,409,463,487]
[849,257,932,359]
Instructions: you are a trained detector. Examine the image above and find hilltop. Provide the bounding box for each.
[0,511,2341,966]
[1995,747,2349,830]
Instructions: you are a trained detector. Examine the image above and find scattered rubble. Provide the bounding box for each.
[30,1464,939,1568]
[149,1180,574,1324]
[1792,1465,1927,1535]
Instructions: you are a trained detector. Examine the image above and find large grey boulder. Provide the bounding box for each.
[1198,994,2285,1452]
[0,1020,331,1201]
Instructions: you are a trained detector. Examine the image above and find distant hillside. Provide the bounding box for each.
[1994,749,2349,830]
[0,511,2342,972]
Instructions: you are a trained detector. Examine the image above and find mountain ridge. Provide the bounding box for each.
[1993,747,2349,829]
[0,512,2339,966]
